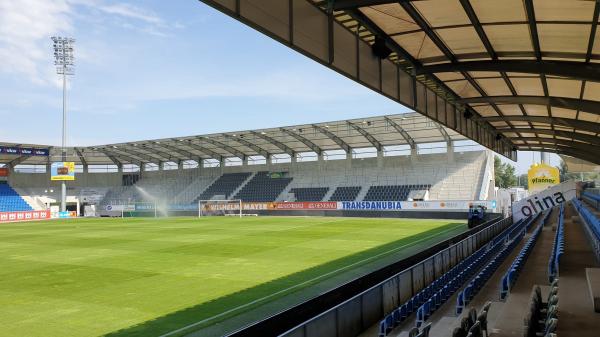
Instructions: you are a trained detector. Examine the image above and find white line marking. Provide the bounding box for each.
[159,225,462,337]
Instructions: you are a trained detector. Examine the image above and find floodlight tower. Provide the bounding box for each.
[51,36,75,212]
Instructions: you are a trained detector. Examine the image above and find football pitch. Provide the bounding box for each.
[0,216,465,337]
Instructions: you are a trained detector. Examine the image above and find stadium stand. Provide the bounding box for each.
[377,215,536,336]
[328,186,361,201]
[500,209,553,300]
[0,182,33,212]
[524,280,559,337]
[234,172,293,202]
[364,184,431,202]
[573,198,600,261]
[195,172,251,201]
[290,187,329,202]
[548,205,565,282]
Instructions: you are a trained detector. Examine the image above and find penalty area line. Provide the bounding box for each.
[159,225,461,337]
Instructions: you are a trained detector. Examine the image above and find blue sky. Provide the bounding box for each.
[0,0,557,173]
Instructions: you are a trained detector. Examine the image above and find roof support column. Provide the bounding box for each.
[346,151,352,170]
[377,149,384,168]
[447,143,454,163]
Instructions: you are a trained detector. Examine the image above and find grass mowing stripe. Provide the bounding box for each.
[158,224,462,337]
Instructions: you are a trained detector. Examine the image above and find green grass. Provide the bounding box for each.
[0,216,465,337]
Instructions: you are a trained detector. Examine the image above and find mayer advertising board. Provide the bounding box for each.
[51,162,75,181]
[0,210,50,223]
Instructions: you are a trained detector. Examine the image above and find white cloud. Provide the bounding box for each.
[0,0,172,85]
[0,0,73,84]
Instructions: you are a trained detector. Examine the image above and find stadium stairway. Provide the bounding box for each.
[360,215,541,337]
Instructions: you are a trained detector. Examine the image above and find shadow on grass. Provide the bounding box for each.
[104,223,464,337]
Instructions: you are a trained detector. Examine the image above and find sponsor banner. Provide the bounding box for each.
[528,163,560,193]
[340,201,403,211]
[512,180,575,223]
[0,146,49,156]
[0,168,8,177]
[0,210,50,223]
[202,202,271,212]
[271,202,338,210]
[401,200,496,211]
[51,162,75,181]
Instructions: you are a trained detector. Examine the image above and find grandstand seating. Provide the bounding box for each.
[234,172,293,202]
[572,198,600,260]
[196,172,251,201]
[500,210,550,300]
[364,184,431,201]
[524,280,559,337]
[451,302,490,337]
[378,215,535,336]
[290,187,329,202]
[548,205,564,282]
[328,186,361,201]
[0,183,33,212]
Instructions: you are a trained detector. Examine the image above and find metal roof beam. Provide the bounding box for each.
[7,155,31,167]
[201,137,247,159]
[98,149,144,166]
[483,116,599,134]
[514,137,597,155]
[417,60,600,82]
[434,122,452,145]
[250,131,295,157]
[312,124,351,153]
[222,134,270,158]
[384,117,416,149]
[158,143,201,162]
[330,0,401,11]
[499,128,600,146]
[524,0,542,61]
[138,144,186,162]
[347,121,382,151]
[74,147,88,166]
[280,128,323,155]
[458,96,600,116]
[118,146,169,162]
[524,147,599,165]
[523,144,598,165]
[184,141,224,162]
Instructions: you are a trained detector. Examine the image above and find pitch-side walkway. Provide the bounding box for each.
[358,215,546,337]
[554,202,600,337]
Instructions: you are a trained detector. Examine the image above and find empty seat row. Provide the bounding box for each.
[329,186,361,201]
[548,205,564,283]
[524,280,559,337]
[290,187,329,202]
[572,198,600,260]
[195,173,251,202]
[235,172,293,202]
[500,212,547,300]
[456,213,541,316]
[452,302,491,337]
[378,216,533,336]
[0,183,33,212]
[364,184,431,201]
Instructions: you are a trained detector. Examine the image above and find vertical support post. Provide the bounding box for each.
[61,70,67,212]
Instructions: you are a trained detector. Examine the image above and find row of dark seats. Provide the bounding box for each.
[548,205,564,283]
[329,186,361,201]
[572,198,600,260]
[524,280,559,337]
[452,302,491,337]
[235,172,293,202]
[378,216,532,336]
[290,187,329,202]
[364,184,431,201]
[500,209,551,300]
[455,214,540,317]
[195,173,251,202]
[405,322,431,337]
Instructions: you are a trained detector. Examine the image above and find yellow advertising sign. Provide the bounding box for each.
[50,162,76,181]
[527,163,560,193]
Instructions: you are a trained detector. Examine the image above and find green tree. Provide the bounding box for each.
[494,155,518,188]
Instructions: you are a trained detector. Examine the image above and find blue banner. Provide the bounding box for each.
[0,146,49,156]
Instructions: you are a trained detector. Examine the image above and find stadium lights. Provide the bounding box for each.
[51,36,75,213]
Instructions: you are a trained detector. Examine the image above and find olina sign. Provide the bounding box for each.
[512,180,576,223]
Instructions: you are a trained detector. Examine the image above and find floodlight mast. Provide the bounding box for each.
[51,37,75,213]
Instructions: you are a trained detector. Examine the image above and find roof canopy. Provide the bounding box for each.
[0,113,465,166]
[199,0,600,164]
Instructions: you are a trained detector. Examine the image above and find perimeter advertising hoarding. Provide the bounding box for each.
[199,201,495,212]
[271,202,338,210]
[0,210,50,223]
[50,162,75,181]
[512,180,575,223]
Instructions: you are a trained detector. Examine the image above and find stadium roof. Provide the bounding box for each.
[0,113,467,166]
[198,0,600,165]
